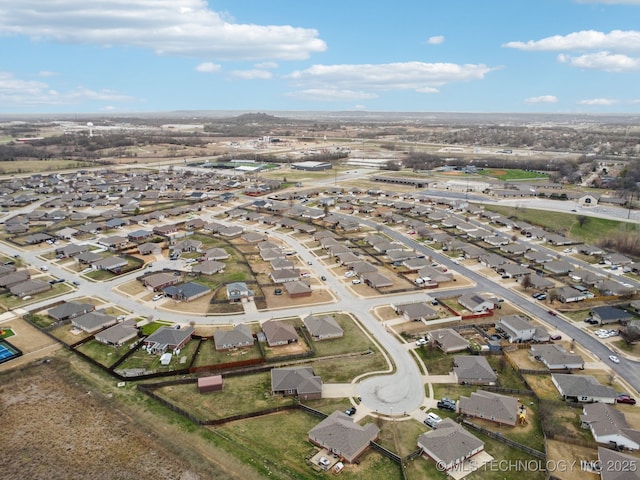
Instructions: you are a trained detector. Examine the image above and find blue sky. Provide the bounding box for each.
[2,0,640,114]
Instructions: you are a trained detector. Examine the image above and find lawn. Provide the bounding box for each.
[76,338,135,368]
[115,338,198,373]
[153,372,295,420]
[0,282,73,311]
[0,327,15,338]
[414,345,454,375]
[191,338,263,366]
[377,418,426,457]
[521,374,562,401]
[479,168,548,181]
[311,351,389,383]
[0,159,95,174]
[483,205,639,244]
[211,411,402,480]
[310,313,374,357]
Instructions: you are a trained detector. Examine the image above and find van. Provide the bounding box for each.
[424,412,442,428]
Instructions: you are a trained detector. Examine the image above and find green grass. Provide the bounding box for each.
[310,314,374,357]
[153,372,295,420]
[76,339,136,367]
[483,204,639,243]
[213,411,402,480]
[0,327,15,338]
[479,168,548,181]
[415,345,454,375]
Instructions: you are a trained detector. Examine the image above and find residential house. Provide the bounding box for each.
[308,411,380,464]
[200,247,230,261]
[530,344,584,370]
[590,306,635,325]
[48,301,95,321]
[598,448,640,480]
[91,256,128,273]
[143,326,195,354]
[71,311,117,333]
[95,319,138,346]
[0,270,30,288]
[458,390,518,426]
[417,419,485,472]
[427,328,469,353]
[303,315,344,341]
[361,271,393,288]
[226,282,254,302]
[269,268,301,283]
[283,280,312,297]
[545,260,574,275]
[138,242,162,255]
[395,302,438,322]
[453,356,497,385]
[9,279,51,298]
[162,282,211,302]
[457,293,496,313]
[581,403,640,450]
[271,367,322,399]
[552,374,617,404]
[557,286,588,303]
[142,272,181,292]
[497,314,539,343]
[191,260,226,275]
[262,320,299,347]
[213,324,254,350]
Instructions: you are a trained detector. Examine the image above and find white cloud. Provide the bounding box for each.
[0,70,133,108]
[38,71,57,77]
[525,95,559,104]
[286,89,379,101]
[426,35,445,45]
[578,98,618,105]
[195,62,221,73]
[416,87,440,93]
[503,29,640,52]
[557,51,640,71]
[287,62,495,93]
[0,0,326,61]
[255,62,278,69]
[231,69,273,80]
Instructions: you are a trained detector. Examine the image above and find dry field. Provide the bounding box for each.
[0,353,255,480]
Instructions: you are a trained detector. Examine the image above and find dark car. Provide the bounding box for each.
[548,310,557,316]
[321,275,326,281]
[345,407,357,416]
[437,398,456,411]
[550,334,562,341]
[274,289,283,296]
[617,394,637,405]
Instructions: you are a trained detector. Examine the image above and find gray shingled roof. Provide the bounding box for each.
[271,367,322,395]
[308,411,379,462]
[418,418,484,467]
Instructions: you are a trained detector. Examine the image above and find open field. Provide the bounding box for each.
[483,205,639,244]
[479,168,548,181]
[0,354,233,480]
[0,159,95,174]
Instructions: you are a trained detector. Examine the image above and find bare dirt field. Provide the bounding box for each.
[0,353,253,480]
[545,440,599,480]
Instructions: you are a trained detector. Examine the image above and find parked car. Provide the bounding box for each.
[40,265,49,271]
[548,310,557,316]
[274,289,283,296]
[345,407,357,416]
[152,294,164,301]
[72,280,81,286]
[616,394,637,405]
[550,334,562,341]
[424,412,442,428]
[416,338,427,346]
[536,294,547,300]
[351,279,361,285]
[437,398,456,411]
[320,275,326,281]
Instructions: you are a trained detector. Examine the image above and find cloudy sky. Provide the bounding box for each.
[1,0,640,113]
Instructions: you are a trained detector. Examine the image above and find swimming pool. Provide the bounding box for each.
[0,340,21,364]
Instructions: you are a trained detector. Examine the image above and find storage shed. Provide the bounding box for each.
[198,375,223,393]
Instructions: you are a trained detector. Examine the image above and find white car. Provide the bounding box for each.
[152,294,164,301]
[609,355,620,364]
[351,279,361,285]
